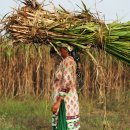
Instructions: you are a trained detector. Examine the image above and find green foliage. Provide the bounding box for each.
[0,96,130,130]
[0,97,51,130]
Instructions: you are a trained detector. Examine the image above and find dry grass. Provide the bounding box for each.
[0,42,129,99]
[0,42,52,98]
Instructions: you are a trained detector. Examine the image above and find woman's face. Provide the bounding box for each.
[59,47,68,58]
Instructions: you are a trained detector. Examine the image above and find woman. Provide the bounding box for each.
[51,45,80,130]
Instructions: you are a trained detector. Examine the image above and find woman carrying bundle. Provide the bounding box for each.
[51,44,80,130]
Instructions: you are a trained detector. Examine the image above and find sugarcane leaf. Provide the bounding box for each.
[81,0,88,12]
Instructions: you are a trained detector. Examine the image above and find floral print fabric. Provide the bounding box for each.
[52,56,80,130]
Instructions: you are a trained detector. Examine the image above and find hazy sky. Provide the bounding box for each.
[0,0,130,23]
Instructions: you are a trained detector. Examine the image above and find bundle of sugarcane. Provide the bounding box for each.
[0,0,102,44]
[0,0,130,65]
[105,22,130,64]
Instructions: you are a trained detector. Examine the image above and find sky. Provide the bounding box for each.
[0,0,130,23]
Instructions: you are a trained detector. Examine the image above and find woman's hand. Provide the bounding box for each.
[52,96,63,114]
[52,101,61,114]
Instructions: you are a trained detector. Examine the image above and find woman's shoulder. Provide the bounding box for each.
[63,56,76,66]
[64,56,74,62]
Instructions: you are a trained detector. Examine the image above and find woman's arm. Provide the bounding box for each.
[52,96,63,114]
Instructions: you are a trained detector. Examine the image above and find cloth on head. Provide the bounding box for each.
[60,44,73,52]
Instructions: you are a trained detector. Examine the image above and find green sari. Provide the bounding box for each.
[53,100,67,130]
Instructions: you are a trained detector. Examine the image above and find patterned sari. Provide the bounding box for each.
[52,56,80,130]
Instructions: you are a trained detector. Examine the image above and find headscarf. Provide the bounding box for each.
[59,44,74,52]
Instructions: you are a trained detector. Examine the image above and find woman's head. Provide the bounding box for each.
[59,44,73,58]
[59,47,69,58]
